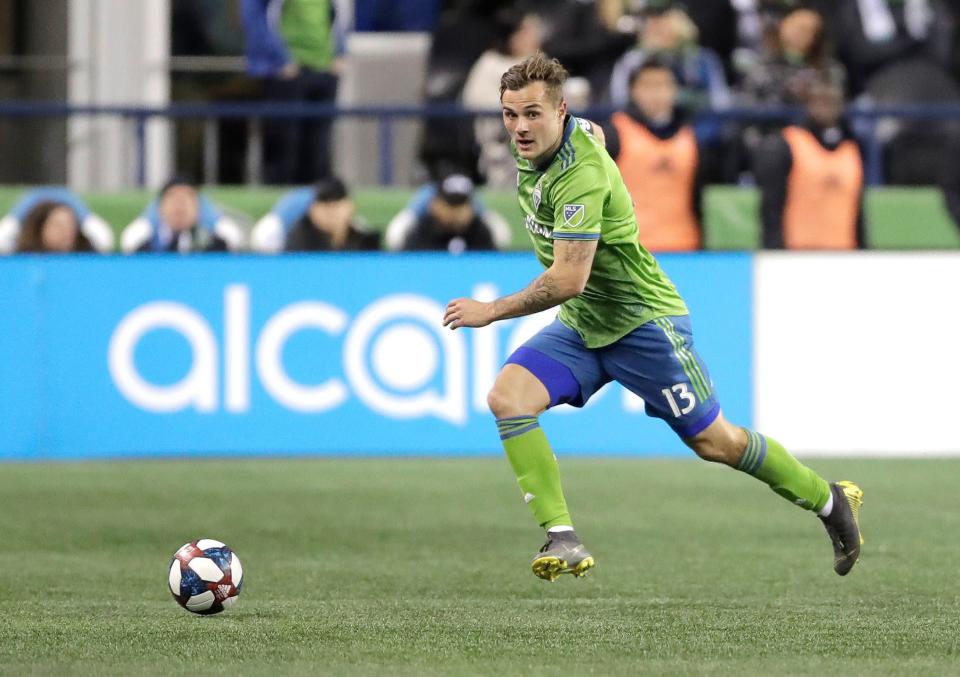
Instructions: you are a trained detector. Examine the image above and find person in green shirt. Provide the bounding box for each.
[443,53,864,583]
[242,0,342,184]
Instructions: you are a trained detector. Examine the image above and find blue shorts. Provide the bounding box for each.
[505,316,720,438]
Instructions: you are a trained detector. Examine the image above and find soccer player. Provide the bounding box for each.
[442,53,864,582]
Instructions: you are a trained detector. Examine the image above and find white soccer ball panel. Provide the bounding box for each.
[196,538,226,550]
[185,590,215,612]
[168,561,182,594]
[221,596,239,610]
[188,557,224,583]
[231,553,243,585]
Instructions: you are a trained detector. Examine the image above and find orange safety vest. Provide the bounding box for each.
[610,111,700,251]
[781,126,863,249]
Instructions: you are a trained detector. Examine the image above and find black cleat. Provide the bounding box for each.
[531,530,595,581]
[818,481,864,576]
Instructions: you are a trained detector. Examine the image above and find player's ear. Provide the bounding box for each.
[558,98,567,119]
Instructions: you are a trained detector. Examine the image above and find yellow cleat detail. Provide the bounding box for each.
[531,554,595,581]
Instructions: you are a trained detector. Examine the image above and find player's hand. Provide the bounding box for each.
[443,298,494,330]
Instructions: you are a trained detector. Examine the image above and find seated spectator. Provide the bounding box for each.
[739,6,846,106]
[387,174,504,254]
[15,201,95,254]
[462,11,544,188]
[0,187,113,254]
[610,4,732,115]
[121,179,244,253]
[385,175,512,252]
[753,77,865,249]
[250,177,379,252]
[604,58,706,252]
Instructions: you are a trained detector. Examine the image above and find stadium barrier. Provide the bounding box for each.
[0,253,751,460]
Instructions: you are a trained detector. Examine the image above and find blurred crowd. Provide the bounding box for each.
[416,0,960,187]
[7,0,960,254]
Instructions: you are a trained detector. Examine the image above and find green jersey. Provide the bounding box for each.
[515,116,688,348]
[281,0,336,71]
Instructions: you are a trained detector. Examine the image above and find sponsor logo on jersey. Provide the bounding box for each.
[562,204,585,228]
[524,214,553,238]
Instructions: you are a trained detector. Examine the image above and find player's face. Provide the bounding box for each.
[502,82,567,164]
[40,206,79,252]
[160,185,200,233]
[631,69,677,122]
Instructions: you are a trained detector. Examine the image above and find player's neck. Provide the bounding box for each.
[532,122,566,169]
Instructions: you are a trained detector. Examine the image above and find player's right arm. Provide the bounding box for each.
[444,160,606,330]
[443,238,596,329]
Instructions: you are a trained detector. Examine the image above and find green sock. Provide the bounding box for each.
[737,429,830,512]
[496,416,572,529]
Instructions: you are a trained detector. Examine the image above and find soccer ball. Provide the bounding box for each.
[167,539,243,615]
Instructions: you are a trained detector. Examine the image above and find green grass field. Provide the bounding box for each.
[1,458,958,676]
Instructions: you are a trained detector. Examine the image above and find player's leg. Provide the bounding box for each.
[604,315,863,574]
[684,413,863,575]
[492,319,607,580]
[487,363,566,529]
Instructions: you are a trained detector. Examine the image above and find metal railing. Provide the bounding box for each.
[2,100,960,186]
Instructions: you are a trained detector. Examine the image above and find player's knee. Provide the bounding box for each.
[487,384,524,419]
[684,421,743,466]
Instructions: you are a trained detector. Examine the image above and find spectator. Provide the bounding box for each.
[677,0,739,78]
[604,58,706,252]
[251,176,380,252]
[834,0,960,185]
[121,179,244,253]
[835,0,954,96]
[462,11,545,188]
[418,1,508,181]
[753,77,866,249]
[241,0,345,184]
[610,4,732,114]
[385,175,512,252]
[388,174,504,253]
[521,0,635,102]
[740,7,846,106]
[15,201,94,254]
[0,187,113,254]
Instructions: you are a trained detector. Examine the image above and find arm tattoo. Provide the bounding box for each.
[488,240,596,321]
[560,241,595,264]
[490,270,569,321]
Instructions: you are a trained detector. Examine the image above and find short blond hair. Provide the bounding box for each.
[499,52,569,104]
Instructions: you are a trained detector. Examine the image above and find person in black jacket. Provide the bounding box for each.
[396,174,499,254]
[285,177,380,252]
